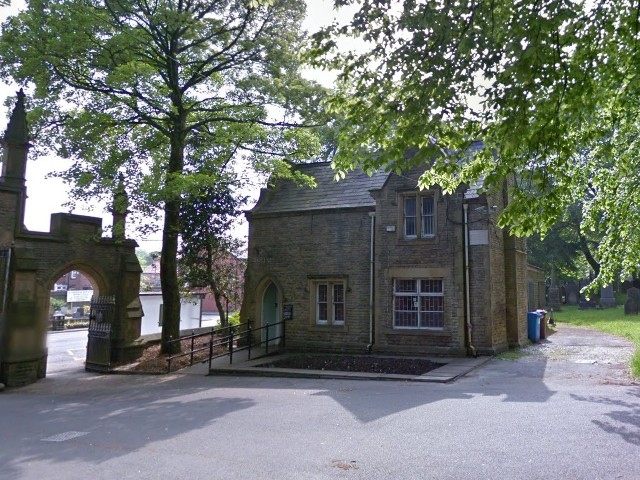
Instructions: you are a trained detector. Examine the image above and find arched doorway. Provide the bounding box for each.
[46,267,103,375]
[261,282,281,345]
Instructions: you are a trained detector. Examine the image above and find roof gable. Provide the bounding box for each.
[250,162,390,215]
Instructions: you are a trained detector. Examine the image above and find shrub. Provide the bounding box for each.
[228,311,240,326]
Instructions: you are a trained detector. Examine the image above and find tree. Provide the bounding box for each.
[527,201,601,281]
[308,0,640,289]
[179,170,246,329]
[135,250,154,270]
[0,0,323,353]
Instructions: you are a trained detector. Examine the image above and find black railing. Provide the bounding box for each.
[165,319,285,373]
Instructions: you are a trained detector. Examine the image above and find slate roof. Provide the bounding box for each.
[250,162,390,215]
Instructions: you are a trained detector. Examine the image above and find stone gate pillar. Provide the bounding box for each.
[0,247,47,387]
[112,251,144,363]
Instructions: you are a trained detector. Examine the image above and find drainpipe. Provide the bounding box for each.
[463,204,477,357]
[366,212,375,353]
[2,247,11,313]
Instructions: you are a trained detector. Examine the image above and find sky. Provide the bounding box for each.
[0,0,352,252]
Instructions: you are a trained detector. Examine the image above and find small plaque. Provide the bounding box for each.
[385,225,396,232]
[469,229,489,246]
[283,304,293,321]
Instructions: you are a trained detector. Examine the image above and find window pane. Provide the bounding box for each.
[395,279,417,293]
[318,284,327,302]
[404,197,416,216]
[333,284,344,303]
[394,278,445,330]
[317,284,328,323]
[333,284,344,324]
[420,296,444,328]
[317,303,328,323]
[394,294,418,328]
[421,196,434,236]
[420,311,444,328]
[395,295,418,311]
[394,310,418,328]
[404,197,417,237]
[420,279,443,294]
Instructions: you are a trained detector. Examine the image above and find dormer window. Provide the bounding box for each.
[402,193,435,239]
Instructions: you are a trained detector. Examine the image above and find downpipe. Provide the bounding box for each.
[366,212,375,353]
[463,204,477,357]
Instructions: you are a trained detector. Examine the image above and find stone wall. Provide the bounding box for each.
[242,208,374,353]
[371,171,466,355]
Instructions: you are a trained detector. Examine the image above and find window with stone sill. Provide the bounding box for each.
[402,193,435,239]
[393,278,444,329]
[312,281,345,326]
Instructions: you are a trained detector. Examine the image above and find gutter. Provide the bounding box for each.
[366,212,375,353]
[462,204,477,357]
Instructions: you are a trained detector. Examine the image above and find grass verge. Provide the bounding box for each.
[554,305,640,378]
[496,349,530,361]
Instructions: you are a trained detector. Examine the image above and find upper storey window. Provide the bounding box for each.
[403,194,435,239]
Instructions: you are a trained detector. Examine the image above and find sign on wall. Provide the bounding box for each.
[67,290,94,303]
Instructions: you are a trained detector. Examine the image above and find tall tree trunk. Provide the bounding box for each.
[160,132,185,355]
[160,198,182,354]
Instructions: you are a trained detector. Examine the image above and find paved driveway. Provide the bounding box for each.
[0,324,638,480]
[493,323,636,386]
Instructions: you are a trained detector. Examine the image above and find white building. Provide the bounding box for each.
[139,292,204,336]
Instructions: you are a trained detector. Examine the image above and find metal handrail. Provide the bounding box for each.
[165,319,286,372]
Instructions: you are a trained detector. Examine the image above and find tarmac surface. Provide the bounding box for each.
[1,324,638,480]
[199,323,635,385]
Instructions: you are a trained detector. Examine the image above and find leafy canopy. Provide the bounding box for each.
[308,0,640,287]
[0,0,324,352]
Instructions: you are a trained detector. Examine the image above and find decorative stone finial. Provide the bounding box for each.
[3,89,29,144]
[111,172,129,240]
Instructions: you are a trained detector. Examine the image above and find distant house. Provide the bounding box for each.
[50,270,95,317]
[140,256,245,318]
[241,158,532,356]
[140,260,162,291]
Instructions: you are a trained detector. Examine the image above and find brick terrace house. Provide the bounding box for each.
[240,156,531,356]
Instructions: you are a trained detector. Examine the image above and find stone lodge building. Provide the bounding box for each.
[241,155,531,357]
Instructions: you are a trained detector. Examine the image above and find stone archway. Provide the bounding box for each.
[0,91,144,387]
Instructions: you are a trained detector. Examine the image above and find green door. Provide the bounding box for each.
[261,282,280,345]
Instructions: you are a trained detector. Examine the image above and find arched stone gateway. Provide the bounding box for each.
[0,91,144,387]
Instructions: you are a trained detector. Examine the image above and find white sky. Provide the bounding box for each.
[0,0,352,252]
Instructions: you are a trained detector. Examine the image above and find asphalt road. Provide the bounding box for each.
[46,329,88,374]
[1,326,638,480]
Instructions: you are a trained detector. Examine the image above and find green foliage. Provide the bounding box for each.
[135,250,154,270]
[50,297,66,311]
[527,201,601,281]
[179,168,246,329]
[0,0,326,353]
[228,311,241,327]
[308,0,640,290]
[555,306,640,378]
